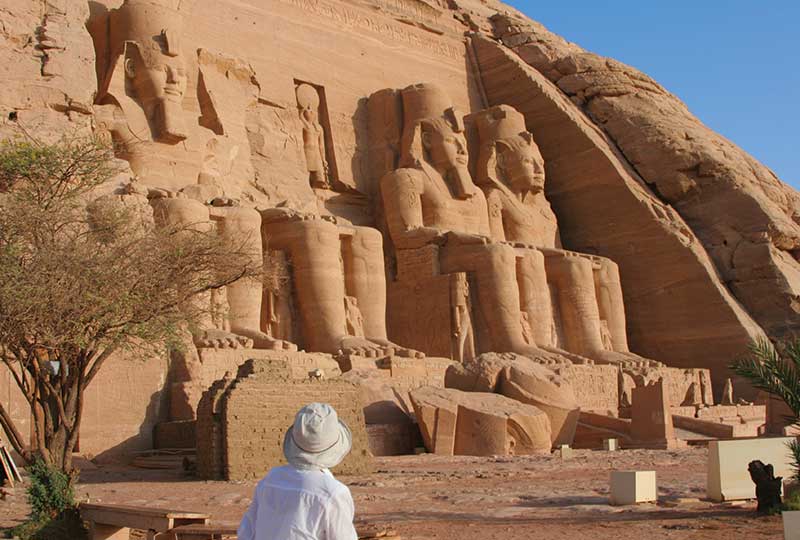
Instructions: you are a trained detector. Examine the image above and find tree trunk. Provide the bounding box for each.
[32,371,83,474]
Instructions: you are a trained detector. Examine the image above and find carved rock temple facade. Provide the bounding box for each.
[0,0,795,465]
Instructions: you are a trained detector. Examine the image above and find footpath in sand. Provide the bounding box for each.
[0,447,783,539]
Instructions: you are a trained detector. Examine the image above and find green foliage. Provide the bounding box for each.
[27,459,75,522]
[4,461,85,540]
[785,489,800,512]
[732,338,800,421]
[790,439,800,484]
[733,338,800,494]
[6,509,87,540]
[0,133,262,472]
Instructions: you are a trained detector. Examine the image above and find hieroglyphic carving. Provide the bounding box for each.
[278,0,463,60]
[374,0,443,24]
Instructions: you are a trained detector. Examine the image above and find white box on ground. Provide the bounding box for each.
[707,437,795,502]
[784,510,800,540]
[559,444,573,460]
[603,438,619,451]
[609,470,657,505]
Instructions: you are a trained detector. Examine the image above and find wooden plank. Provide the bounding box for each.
[0,446,14,488]
[170,522,237,539]
[80,503,210,520]
[1,447,21,482]
[170,523,237,534]
[79,503,208,532]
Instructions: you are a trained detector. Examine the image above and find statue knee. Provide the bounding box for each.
[223,207,262,230]
[552,254,594,285]
[151,197,210,229]
[482,243,517,275]
[596,256,621,283]
[521,248,546,269]
[296,218,339,243]
[349,226,384,257]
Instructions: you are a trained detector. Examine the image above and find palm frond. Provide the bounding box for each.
[732,338,800,422]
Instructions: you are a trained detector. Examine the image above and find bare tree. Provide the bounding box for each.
[0,135,262,473]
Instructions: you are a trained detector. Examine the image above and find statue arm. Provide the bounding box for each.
[381,170,443,249]
[486,190,507,243]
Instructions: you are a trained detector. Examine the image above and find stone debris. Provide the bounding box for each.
[409,386,552,456]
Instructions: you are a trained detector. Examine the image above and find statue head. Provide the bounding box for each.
[399,83,476,199]
[109,0,188,143]
[472,105,545,196]
[296,83,320,125]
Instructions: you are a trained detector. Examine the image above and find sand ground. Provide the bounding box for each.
[0,447,784,539]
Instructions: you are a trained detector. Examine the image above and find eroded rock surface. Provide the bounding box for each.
[485,11,800,346]
[409,386,552,456]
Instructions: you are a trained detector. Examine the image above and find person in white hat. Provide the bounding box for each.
[237,402,358,540]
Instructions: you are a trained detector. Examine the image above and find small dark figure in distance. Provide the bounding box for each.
[748,459,782,514]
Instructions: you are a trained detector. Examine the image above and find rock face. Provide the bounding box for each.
[489,14,800,345]
[409,386,552,455]
[0,0,796,457]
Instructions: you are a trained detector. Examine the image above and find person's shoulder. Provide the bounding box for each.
[314,470,352,499]
[258,465,293,487]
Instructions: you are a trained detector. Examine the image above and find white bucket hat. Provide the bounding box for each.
[283,403,352,470]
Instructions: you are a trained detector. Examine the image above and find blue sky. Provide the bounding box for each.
[505,0,799,189]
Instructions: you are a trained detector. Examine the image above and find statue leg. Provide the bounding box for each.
[544,253,606,357]
[343,227,422,357]
[218,208,294,350]
[516,249,556,348]
[265,218,345,353]
[152,198,252,349]
[265,218,389,357]
[440,242,528,353]
[592,256,630,353]
[342,226,388,340]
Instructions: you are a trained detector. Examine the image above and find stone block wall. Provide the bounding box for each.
[197,358,372,480]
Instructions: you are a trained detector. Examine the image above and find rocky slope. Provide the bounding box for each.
[465,3,800,344]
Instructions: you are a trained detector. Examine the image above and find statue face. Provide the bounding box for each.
[124,35,188,142]
[423,124,469,172]
[498,137,545,194]
[301,106,318,124]
[125,42,187,105]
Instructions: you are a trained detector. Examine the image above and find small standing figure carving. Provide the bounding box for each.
[296,83,330,189]
[450,273,475,363]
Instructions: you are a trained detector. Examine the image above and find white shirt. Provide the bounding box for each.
[238,465,359,540]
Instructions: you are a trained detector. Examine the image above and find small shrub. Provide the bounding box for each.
[5,460,86,540]
[7,509,87,540]
[785,490,800,512]
[26,459,75,522]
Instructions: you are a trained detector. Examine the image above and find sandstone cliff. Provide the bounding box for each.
[474,6,800,345]
[0,0,797,457]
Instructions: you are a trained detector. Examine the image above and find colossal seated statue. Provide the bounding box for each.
[94,0,289,353]
[375,83,560,360]
[262,208,420,358]
[373,83,658,368]
[93,0,418,365]
[468,104,657,366]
